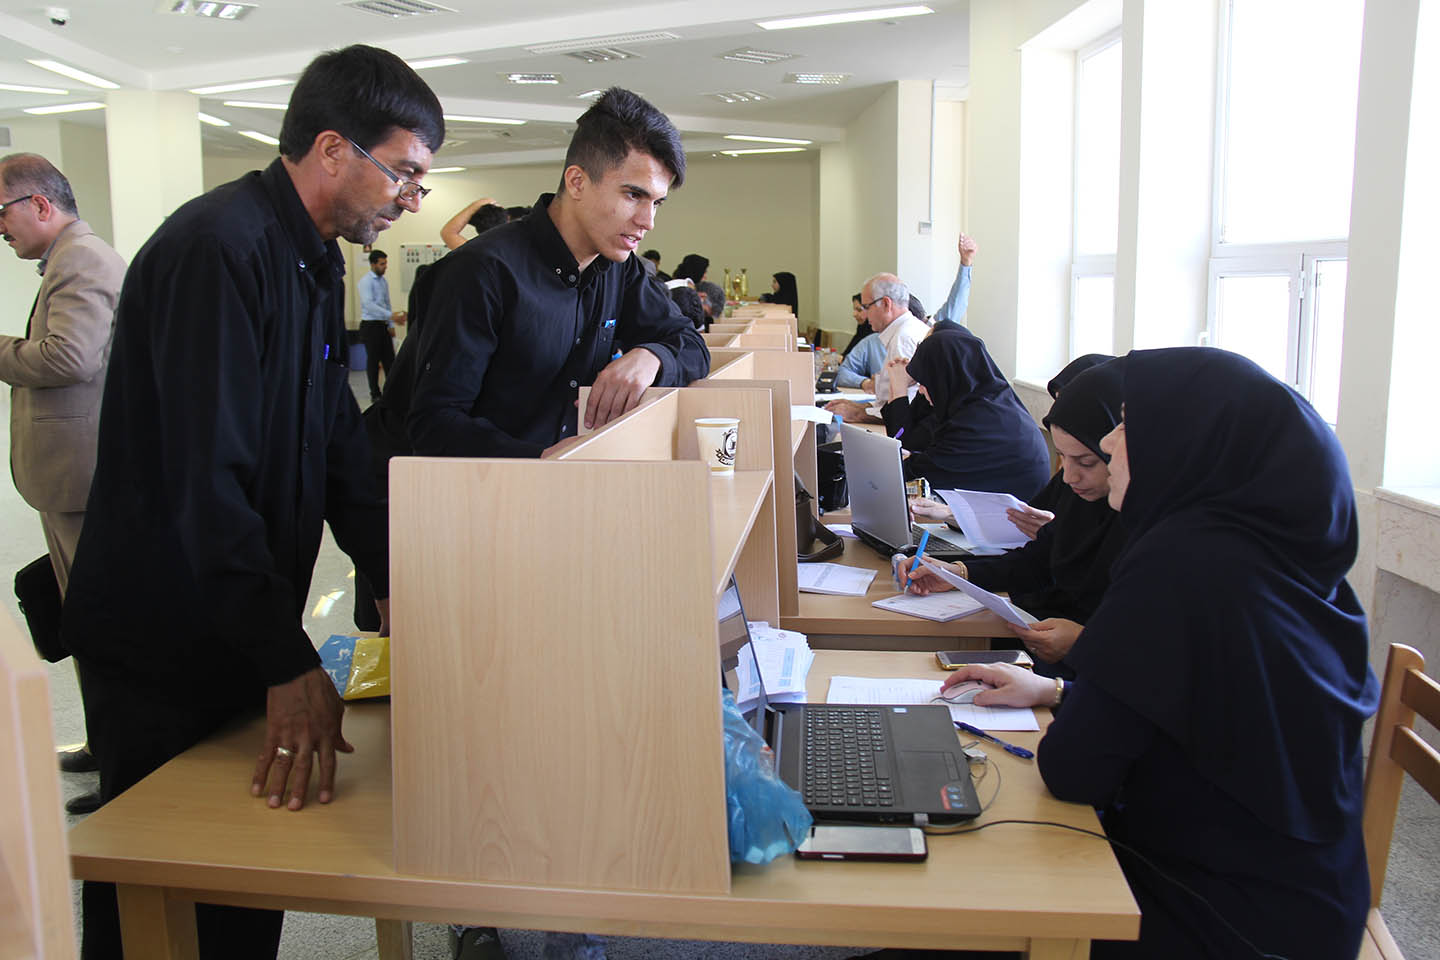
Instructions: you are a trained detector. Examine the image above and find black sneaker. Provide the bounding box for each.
[58,745,98,773]
[65,791,103,815]
[451,926,507,960]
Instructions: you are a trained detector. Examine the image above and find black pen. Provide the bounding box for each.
[955,721,1034,760]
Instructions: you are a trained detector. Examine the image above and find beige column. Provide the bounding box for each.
[105,90,203,260]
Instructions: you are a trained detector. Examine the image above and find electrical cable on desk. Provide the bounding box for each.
[922,814,1292,960]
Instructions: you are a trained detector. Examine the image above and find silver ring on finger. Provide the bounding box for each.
[274,746,295,759]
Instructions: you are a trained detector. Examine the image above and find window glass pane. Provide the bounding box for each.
[1221,0,1364,243]
[1075,40,1122,256]
[1309,258,1346,424]
[1215,274,1290,382]
[1073,275,1115,357]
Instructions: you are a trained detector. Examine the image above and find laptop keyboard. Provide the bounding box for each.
[801,707,896,808]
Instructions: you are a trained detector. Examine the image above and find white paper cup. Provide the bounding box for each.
[695,418,740,475]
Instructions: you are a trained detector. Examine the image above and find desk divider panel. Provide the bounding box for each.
[706,350,755,380]
[702,333,741,349]
[0,611,75,959]
[707,323,752,336]
[735,331,794,351]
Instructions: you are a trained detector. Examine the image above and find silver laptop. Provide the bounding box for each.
[838,422,972,561]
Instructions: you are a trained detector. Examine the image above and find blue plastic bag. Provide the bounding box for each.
[721,688,813,864]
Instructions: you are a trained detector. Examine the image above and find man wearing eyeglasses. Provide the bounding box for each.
[823,274,930,424]
[60,45,443,960]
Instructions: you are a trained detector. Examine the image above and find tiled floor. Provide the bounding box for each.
[5,372,1435,958]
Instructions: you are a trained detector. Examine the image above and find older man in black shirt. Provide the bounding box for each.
[407,87,708,458]
[61,46,443,960]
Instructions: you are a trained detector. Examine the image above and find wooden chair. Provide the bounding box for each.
[1358,643,1440,959]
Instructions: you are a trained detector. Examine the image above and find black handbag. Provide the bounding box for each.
[15,555,66,663]
[795,474,843,562]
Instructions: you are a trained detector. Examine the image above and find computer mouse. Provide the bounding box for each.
[938,680,995,705]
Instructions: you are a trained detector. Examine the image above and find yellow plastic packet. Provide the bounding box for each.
[318,634,391,700]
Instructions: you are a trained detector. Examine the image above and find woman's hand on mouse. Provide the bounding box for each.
[942,663,1052,708]
[1008,618,1082,663]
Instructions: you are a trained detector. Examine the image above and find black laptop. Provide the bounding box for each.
[720,579,980,826]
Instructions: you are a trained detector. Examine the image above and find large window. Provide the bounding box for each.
[1209,0,1364,420]
[1070,32,1122,359]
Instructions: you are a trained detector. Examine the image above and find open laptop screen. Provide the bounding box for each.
[718,576,770,734]
[838,423,912,549]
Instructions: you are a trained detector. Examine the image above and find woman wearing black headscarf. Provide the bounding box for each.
[883,328,1050,499]
[762,271,799,320]
[942,347,1379,959]
[672,253,709,284]
[906,360,1127,678]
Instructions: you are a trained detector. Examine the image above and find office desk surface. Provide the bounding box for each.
[68,652,1135,957]
[783,536,1013,646]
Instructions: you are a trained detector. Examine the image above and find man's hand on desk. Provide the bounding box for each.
[822,398,872,423]
[584,347,661,429]
[251,666,354,811]
[1009,618,1082,664]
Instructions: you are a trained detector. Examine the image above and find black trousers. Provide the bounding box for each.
[358,320,395,400]
[76,657,284,960]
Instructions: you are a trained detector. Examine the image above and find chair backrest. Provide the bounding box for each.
[1361,643,1440,908]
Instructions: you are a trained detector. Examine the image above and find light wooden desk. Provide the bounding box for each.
[67,651,1136,960]
[783,528,1013,648]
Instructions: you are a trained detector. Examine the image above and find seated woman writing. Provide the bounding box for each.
[883,328,1050,500]
[939,347,1379,960]
[904,359,1126,678]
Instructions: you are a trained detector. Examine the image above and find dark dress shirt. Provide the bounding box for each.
[63,158,388,688]
[407,194,710,458]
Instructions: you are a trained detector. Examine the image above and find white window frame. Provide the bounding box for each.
[1069,28,1122,360]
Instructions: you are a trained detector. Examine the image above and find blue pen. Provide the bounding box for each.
[895,427,904,440]
[902,529,929,591]
[612,349,623,360]
[955,721,1035,760]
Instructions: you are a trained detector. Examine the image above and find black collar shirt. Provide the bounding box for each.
[406,193,710,458]
[62,159,388,687]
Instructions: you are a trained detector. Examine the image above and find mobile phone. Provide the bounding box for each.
[795,825,928,862]
[935,649,1034,671]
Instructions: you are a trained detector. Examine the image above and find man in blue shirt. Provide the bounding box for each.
[358,248,403,401]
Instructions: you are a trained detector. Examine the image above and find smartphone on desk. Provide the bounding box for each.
[795,825,928,862]
[935,649,1034,671]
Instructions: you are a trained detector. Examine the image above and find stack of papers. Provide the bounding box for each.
[826,676,1039,731]
[872,591,985,622]
[934,488,1032,550]
[791,405,836,424]
[735,621,814,712]
[797,562,876,596]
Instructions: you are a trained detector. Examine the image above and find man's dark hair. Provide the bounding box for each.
[698,281,726,319]
[670,286,705,330]
[369,249,387,264]
[563,87,685,188]
[0,153,78,216]
[642,249,661,264]
[279,45,445,162]
[468,203,509,234]
[505,205,530,221]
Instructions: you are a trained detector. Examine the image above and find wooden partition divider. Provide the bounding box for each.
[702,332,740,349]
[1,612,76,960]
[389,387,778,895]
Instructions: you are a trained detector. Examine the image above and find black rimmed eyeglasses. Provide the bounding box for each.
[344,137,430,203]
[0,195,36,217]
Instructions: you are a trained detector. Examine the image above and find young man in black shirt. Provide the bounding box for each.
[61,45,443,960]
[406,87,709,458]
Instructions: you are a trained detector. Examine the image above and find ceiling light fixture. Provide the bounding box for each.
[720,147,806,156]
[197,112,231,126]
[26,60,119,90]
[427,166,466,173]
[238,130,280,145]
[708,90,772,104]
[576,89,604,99]
[504,73,562,85]
[342,0,456,18]
[443,113,526,125]
[524,31,678,55]
[758,5,933,30]
[563,48,637,63]
[189,78,291,95]
[719,48,796,64]
[222,100,286,110]
[161,1,257,19]
[785,72,851,85]
[0,82,69,95]
[406,57,468,70]
[724,134,813,145]
[23,101,106,115]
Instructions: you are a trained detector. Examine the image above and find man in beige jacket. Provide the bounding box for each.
[0,153,125,807]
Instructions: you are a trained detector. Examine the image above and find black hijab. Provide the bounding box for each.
[766,271,799,319]
[1068,347,1378,842]
[673,254,709,283]
[901,329,1051,499]
[1047,353,1113,399]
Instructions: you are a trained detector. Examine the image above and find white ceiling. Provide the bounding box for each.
[0,0,970,167]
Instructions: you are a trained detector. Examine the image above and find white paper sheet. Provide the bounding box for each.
[791,404,836,424]
[797,562,876,596]
[871,591,985,622]
[919,558,1038,627]
[934,488,1031,550]
[824,523,857,538]
[825,676,1039,731]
